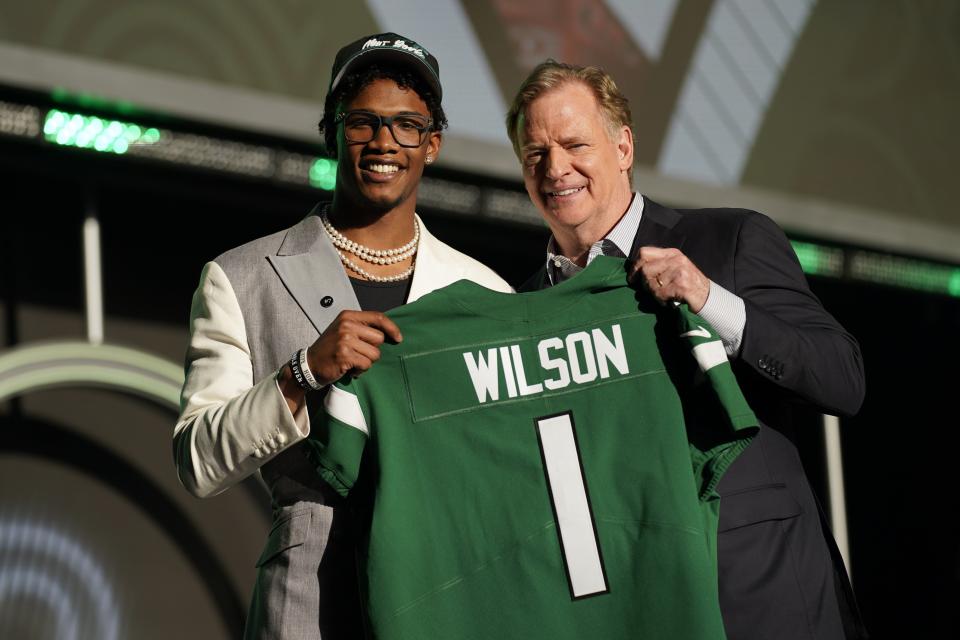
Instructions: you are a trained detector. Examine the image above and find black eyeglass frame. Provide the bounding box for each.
[334,110,435,148]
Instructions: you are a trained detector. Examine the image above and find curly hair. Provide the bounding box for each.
[318,64,447,158]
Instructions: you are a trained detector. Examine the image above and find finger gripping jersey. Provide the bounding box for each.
[308,256,757,640]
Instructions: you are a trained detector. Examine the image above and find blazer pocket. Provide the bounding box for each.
[718,483,802,533]
[255,509,312,567]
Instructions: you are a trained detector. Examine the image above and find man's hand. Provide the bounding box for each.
[306,310,403,386]
[278,310,402,412]
[628,246,711,313]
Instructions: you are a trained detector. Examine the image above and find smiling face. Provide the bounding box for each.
[517,81,634,254]
[334,77,441,214]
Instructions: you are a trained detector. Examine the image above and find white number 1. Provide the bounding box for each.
[535,411,609,599]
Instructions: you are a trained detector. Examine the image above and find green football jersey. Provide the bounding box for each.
[307,256,757,640]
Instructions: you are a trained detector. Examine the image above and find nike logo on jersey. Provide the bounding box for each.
[680,325,711,339]
[462,324,629,404]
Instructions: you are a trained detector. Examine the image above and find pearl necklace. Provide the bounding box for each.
[321,212,420,264]
[335,251,416,282]
[320,210,419,282]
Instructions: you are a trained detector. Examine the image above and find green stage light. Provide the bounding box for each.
[43,109,161,154]
[949,272,960,297]
[43,109,65,135]
[74,116,103,147]
[43,106,336,192]
[51,88,139,115]
[849,252,960,298]
[790,240,844,277]
[309,158,337,190]
[789,239,960,298]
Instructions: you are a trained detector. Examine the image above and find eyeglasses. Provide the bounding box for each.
[335,110,433,148]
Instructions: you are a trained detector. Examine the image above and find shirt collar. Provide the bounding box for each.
[545,193,644,285]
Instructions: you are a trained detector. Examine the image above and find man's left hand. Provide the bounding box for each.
[628,246,711,313]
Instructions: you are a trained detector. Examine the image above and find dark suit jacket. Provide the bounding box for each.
[523,197,867,640]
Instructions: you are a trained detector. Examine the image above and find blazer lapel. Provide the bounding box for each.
[407,215,467,302]
[267,207,359,334]
[630,196,687,258]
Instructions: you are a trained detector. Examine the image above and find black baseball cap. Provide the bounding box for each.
[328,32,442,100]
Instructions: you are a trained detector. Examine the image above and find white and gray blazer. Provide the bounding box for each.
[173,206,511,639]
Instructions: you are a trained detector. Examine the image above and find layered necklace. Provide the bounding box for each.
[321,209,420,282]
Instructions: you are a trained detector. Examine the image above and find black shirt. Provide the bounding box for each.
[349,277,412,313]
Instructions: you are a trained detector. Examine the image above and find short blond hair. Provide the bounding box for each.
[505,60,633,157]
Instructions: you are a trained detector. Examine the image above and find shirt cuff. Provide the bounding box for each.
[697,281,746,357]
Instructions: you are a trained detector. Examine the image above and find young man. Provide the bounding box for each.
[174,33,510,640]
[506,60,867,640]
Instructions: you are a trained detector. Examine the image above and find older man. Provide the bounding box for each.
[507,60,867,640]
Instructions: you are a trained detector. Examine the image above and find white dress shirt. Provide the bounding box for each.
[544,193,746,356]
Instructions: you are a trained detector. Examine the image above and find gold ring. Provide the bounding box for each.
[656,275,664,288]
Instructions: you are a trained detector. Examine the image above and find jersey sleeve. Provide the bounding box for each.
[678,305,756,431]
[676,305,758,499]
[305,378,371,497]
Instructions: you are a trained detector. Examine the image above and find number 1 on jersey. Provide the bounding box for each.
[535,411,609,599]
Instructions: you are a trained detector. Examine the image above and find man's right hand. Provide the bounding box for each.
[306,310,403,386]
[278,310,402,413]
